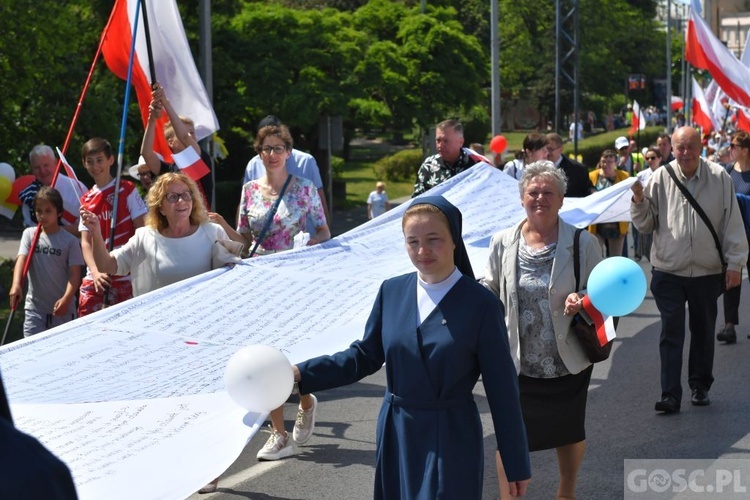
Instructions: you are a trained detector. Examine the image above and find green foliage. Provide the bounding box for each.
[499,0,666,121]
[372,149,423,182]
[331,156,345,179]
[213,180,242,225]
[460,105,491,146]
[0,0,671,188]
[0,1,115,169]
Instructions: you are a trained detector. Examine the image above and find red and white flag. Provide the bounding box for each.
[736,107,750,133]
[686,0,750,107]
[581,295,616,347]
[671,96,684,111]
[55,148,89,225]
[691,77,719,133]
[171,147,210,181]
[101,0,219,161]
[628,100,646,136]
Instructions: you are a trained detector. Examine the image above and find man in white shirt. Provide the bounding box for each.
[19,145,88,236]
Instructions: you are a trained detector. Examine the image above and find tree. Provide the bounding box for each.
[0,1,121,170]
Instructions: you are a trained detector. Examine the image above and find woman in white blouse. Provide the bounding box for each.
[80,172,236,296]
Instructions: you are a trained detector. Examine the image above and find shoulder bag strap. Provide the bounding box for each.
[248,174,293,258]
[664,165,726,270]
[574,228,583,292]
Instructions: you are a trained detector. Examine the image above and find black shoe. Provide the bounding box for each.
[691,389,710,406]
[716,325,737,344]
[655,396,680,413]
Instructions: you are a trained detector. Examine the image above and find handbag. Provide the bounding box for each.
[664,165,727,291]
[248,174,293,258]
[571,228,613,363]
[212,239,244,269]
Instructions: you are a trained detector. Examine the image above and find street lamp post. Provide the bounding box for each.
[491,0,501,135]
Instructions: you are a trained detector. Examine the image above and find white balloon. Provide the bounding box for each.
[224,345,294,412]
[0,162,15,182]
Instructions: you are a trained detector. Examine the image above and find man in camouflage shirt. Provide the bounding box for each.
[412,120,479,197]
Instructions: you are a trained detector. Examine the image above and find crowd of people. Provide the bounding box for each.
[6,103,750,498]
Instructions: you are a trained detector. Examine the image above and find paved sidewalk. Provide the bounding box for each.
[0,234,20,260]
[330,196,410,236]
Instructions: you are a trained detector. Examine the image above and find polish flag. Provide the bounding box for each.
[581,295,616,347]
[628,100,646,136]
[101,0,219,161]
[685,0,750,107]
[54,148,89,225]
[463,147,492,165]
[171,147,210,181]
[736,107,750,133]
[691,78,718,133]
[671,96,684,111]
[707,81,730,127]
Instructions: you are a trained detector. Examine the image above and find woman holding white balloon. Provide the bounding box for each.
[291,196,531,499]
[483,162,603,499]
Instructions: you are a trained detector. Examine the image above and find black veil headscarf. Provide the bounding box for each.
[407,196,475,279]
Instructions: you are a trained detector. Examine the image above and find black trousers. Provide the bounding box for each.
[722,235,750,325]
[651,270,723,402]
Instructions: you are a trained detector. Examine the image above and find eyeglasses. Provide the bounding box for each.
[645,156,658,160]
[165,191,193,203]
[138,171,153,179]
[260,145,287,155]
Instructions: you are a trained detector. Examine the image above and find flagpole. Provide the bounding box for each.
[2,6,114,345]
[102,0,142,308]
[140,0,158,84]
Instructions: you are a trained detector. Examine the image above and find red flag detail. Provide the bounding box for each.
[171,147,210,181]
[581,295,616,347]
[685,1,750,107]
[100,0,219,163]
[101,0,172,162]
[628,100,646,136]
[737,108,750,133]
[691,78,717,132]
[54,148,89,225]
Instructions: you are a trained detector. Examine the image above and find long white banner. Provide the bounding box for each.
[0,164,636,499]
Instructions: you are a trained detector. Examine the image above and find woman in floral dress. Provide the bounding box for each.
[214,123,330,465]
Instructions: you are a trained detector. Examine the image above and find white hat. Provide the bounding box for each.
[127,153,163,179]
[614,136,629,150]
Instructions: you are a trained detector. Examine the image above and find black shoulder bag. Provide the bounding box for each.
[571,228,614,363]
[248,174,293,258]
[664,165,727,288]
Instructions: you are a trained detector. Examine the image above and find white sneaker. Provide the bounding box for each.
[293,394,317,444]
[256,427,294,461]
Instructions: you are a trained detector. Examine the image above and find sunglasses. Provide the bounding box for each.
[645,156,658,160]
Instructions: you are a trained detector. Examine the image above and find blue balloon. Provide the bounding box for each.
[586,257,647,316]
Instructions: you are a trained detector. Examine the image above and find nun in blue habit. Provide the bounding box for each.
[295,196,531,499]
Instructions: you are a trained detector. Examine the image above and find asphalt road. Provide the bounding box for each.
[188,263,750,500]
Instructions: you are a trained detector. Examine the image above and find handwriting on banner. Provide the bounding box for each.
[12,394,256,500]
[4,329,241,404]
[96,266,380,349]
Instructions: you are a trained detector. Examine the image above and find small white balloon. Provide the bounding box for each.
[0,162,15,183]
[224,345,294,412]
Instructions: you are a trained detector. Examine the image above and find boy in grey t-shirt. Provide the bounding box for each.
[10,187,84,337]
